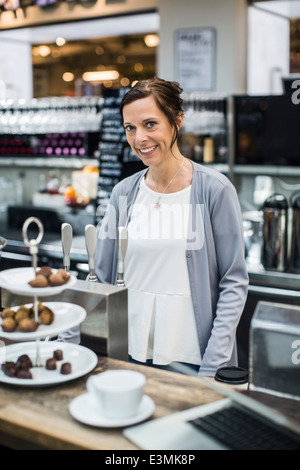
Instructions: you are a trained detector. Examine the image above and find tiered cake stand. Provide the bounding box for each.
[0,218,97,386]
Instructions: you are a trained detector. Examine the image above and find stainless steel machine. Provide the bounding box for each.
[249,300,300,400]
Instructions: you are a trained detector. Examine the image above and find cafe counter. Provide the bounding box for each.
[1,354,300,451]
[0,356,224,450]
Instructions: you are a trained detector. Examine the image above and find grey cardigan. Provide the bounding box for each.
[95,160,249,376]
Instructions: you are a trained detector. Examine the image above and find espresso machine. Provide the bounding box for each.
[0,220,128,361]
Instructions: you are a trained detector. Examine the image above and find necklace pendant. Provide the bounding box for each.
[154,200,161,209]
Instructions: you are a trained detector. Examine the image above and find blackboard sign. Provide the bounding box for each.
[96,88,145,221]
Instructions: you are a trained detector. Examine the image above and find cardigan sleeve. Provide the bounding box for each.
[199,181,249,376]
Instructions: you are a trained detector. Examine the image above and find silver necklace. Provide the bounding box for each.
[149,157,185,208]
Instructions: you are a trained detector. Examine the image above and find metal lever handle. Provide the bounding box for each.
[85,224,97,282]
[0,236,7,262]
[22,217,44,274]
[0,236,7,251]
[22,217,44,368]
[61,223,73,273]
[117,226,128,287]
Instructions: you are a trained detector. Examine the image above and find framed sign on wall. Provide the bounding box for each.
[174,27,216,92]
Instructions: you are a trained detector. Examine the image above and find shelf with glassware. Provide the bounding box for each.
[0,156,99,169]
[0,93,231,174]
[0,132,100,159]
[2,93,299,178]
[0,96,103,168]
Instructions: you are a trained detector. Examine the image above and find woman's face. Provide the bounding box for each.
[123,95,181,167]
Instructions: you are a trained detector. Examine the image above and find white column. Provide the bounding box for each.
[158,0,248,94]
[0,28,33,100]
[247,6,290,95]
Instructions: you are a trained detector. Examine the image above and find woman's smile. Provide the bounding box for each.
[138,145,158,156]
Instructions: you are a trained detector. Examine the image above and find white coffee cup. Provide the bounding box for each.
[86,370,146,419]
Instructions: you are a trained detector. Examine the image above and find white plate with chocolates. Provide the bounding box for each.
[0,302,86,341]
[0,266,77,297]
[0,341,98,387]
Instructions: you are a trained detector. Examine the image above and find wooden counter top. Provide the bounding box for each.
[0,356,224,450]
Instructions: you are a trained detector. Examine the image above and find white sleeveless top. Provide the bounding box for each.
[124,176,201,366]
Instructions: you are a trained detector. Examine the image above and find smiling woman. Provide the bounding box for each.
[120,79,189,197]
[122,96,182,171]
[94,77,249,379]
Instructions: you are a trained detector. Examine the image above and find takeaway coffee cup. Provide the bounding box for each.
[86,370,146,419]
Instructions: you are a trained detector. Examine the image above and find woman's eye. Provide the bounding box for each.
[125,125,134,132]
[146,121,156,129]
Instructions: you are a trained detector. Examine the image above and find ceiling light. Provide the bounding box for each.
[82,70,119,82]
[117,55,126,64]
[56,37,66,47]
[95,46,104,55]
[144,34,160,48]
[134,63,143,72]
[38,45,51,57]
[120,77,130,87]
[63,72,74,82]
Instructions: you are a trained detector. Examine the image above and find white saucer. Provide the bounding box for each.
[69,393,155,428]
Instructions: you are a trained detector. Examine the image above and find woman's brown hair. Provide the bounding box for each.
[120,77,184,150]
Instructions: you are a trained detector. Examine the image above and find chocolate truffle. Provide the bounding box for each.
[38,306,54,325]
[1,361,13,371]
[1,362,17,377]
[18,318,38,332]
[15,306,32,323]
[60,362,72,375]
[16,354,33,369]
[28,274,48,288]
[1,317,17,332]
[57,269,70,282]
[1,308,15,319]
[48,272,65,286]
[37,266,52,278]
[46,357,57,370]
[16,368,32,379]
[53,349,63,361]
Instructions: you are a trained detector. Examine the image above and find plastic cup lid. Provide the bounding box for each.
[215,366,248,385]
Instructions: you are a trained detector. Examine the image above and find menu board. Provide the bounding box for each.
[175,27,216,92]
[96,88,145,221]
